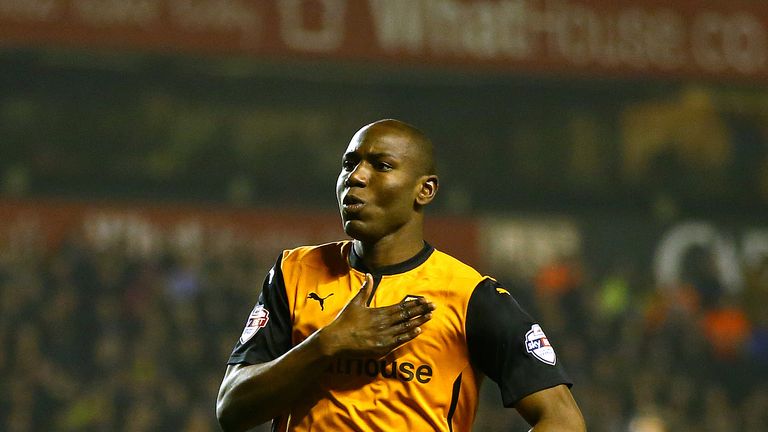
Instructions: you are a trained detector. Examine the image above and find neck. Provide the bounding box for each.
[352,231,425,271]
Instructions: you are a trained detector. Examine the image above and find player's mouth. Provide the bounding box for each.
[342,194,365,213]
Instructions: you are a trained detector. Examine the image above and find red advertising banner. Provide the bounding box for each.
[1,0,768,81]
[0,199,480,267]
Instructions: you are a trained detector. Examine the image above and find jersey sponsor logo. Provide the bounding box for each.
[327,357,433,384]
[240,304,270,344]
[496,287,511,296]
[524,324,557,365]
[307,292,334,310]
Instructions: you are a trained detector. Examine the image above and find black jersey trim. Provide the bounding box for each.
[447,373,462,432]
[348,242,434,276]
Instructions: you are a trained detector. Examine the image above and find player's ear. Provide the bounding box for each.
[415,175,438,206]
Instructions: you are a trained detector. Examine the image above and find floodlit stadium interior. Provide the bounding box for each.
[2,1,768,431]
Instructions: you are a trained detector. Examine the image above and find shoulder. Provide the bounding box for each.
[428,248,485,283]
[279,241,352,286]
[467,278,527,319]
[281,241,351,268]
[465,278,536,345]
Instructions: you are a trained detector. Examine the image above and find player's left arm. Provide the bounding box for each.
[466,278,585,431]
[515,384,585,431]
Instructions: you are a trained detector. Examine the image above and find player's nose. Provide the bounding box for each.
[345,163,369,187]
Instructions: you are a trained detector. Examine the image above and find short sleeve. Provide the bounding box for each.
[466,278,572,407]
[227,254,292,365]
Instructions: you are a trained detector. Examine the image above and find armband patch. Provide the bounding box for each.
[240,304,270,344]
[524,324,556,365]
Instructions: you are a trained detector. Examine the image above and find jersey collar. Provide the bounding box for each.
[348,242,434,276]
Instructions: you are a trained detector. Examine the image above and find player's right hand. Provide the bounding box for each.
[317,273,435,359]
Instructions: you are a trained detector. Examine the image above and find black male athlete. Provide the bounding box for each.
[217,119,586,431]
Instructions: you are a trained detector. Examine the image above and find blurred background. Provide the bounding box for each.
[1,0,768,431]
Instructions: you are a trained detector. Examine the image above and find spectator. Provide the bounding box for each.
[1,218,766,431]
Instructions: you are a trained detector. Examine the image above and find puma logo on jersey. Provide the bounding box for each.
[308,292,334,310]
[496,287,511,296]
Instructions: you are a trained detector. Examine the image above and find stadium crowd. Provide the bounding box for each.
[1,220,767,431]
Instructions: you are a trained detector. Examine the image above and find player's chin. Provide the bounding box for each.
[342,219,365,236]
[343,220,377,242]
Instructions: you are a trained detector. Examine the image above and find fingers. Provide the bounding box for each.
[379,300,435,349]
[395,312,432,335]
[380,298,435,326]
[392,330,420,346]
[352,273,375,306]
[388,314,431,348]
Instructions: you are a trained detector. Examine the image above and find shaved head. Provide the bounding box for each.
[358,119,436,176]
[336,118,440,262]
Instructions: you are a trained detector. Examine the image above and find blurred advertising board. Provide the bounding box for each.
[0,199,343,264]
[1,0,768,82]
[651,221,768,294]
[2,199,767,293]
[481,215,768,294]
[480,216,582,279]
[0,199,480,266]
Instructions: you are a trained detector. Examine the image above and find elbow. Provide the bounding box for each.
[216,389,249,432]
[216,393,237,432]
[216,363,277,431]
[216,389,271,432]
[216,366,250,432]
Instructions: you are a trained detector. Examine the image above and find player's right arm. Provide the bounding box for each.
[216,263,434,432]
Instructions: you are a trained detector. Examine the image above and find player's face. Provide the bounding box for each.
[336,126,425,242]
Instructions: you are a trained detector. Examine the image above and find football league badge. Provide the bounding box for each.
[524,324,557,365]
[240,304,270,344]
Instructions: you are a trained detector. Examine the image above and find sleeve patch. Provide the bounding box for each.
[240,304,270,344]
[524,324,557,365]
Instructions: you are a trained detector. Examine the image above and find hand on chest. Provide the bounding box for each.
[292,273,465,353]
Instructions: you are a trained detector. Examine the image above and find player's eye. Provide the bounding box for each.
[342,159,357,171]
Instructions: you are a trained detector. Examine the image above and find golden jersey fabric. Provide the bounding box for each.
[228,241,571,431]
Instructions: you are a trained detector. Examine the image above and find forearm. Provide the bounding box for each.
[217,330,331,432]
